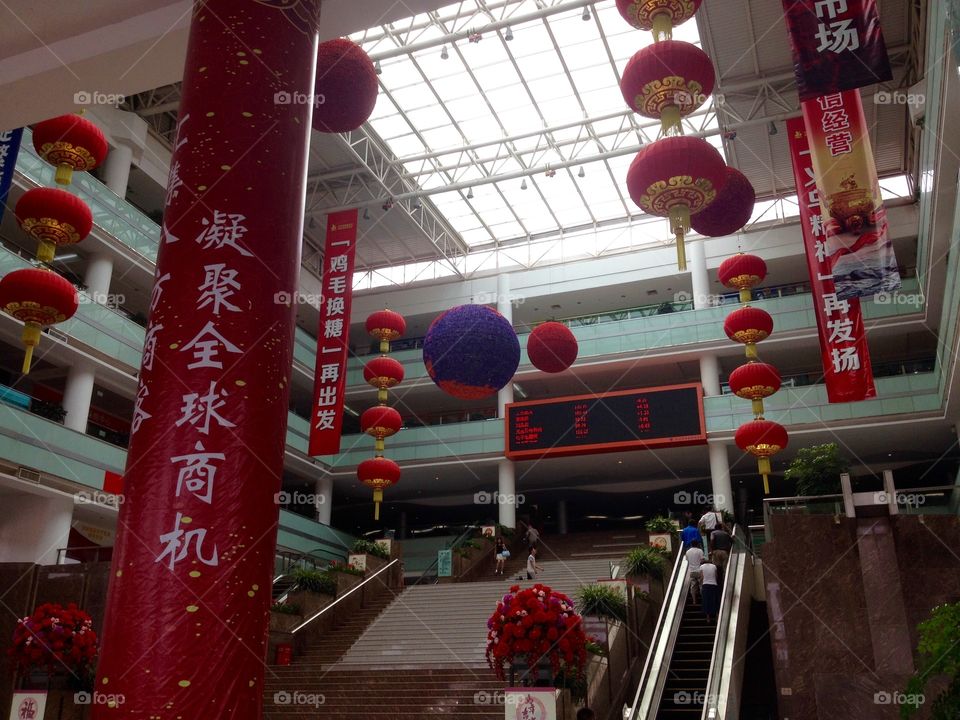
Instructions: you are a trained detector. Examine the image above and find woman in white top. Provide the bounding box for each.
[684,539,704,605]
[699,554,720,623]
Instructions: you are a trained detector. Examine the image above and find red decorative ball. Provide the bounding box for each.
[360,406,403,439]
[313,38,378,133]
[735,419,788,457]
[717,253,767,292]
[366,309,406,342]
[615,0,703,31]
[357,456,401,489]
[363,356,405,389]
[0,268,79,326]
[728,362,781,401]
[32,115,108,181]
[691,167,756,237]
[15,188,93,260]
[723,306,773,346]
[527,322,578,373]
[620,41,715,119]
[626,136,727,218]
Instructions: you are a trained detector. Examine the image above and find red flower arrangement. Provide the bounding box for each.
[8,603,98,677]
[485,584,588,682]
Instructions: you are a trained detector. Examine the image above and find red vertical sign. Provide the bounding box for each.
[787,117,876,403]
[308,209,358,455]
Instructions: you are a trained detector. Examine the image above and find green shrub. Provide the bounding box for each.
[624,546,669,580]
[290,568,336,596]
[576,584,628,624]
[327,561,365,576]
[902,602,960,719]
[351,538,390,560]
[784,442,849,496]
[497,523,515,537]
[644,516,678,534]
[270,602,301,615]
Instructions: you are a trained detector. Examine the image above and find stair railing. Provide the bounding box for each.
[291,558,400,634]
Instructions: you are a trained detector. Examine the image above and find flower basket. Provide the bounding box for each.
[9,603,98,692]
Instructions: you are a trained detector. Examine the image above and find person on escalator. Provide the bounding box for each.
[698,507,724,551]
[700,554,720,623]
[680,518,700,549]
[685,539,704,605]
[710,525,732,574]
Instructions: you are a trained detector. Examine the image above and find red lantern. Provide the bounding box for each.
[360,405,403,453]
[735,419,788,493]
[691,168,757,239]
[15,188,93,263]
[723,306,773,359]
[527,322,578,374]
[620,41,715,133]
[357,456,401,521]
[717,252,768,303]
[363,356,405,403]
[0,268,79,373]
[615,0,703,39]
[32,115,108,186]
[366,309,406,353]
[313,39,378,134]
[626,136,726,270]
[728,362,781,417]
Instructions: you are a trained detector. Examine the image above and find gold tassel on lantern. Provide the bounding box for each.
[372,488,383,521]
[651,12,673,41]
[669,205,691,271]
[21,322,42,374]
[757,457,772,494]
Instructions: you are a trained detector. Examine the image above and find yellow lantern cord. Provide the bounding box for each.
[21,322,41,374]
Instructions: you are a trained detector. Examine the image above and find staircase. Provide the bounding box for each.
[656,598,715,719]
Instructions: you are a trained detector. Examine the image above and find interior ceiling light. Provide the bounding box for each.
[582,6,591,21]
[768,121,778,136]
[521,179,528,190]
[466,188,474,199]
[441,45,449,60]
[505,27,514,41]
[363,208,370,220]
[578,166,585,178]
[374,60,382,75]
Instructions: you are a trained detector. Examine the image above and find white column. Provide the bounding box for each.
[557,500,568,535]
[0,492,74,564]
[314,475,332,525]
[699,353,721,397]
[498,459,516,529]
[62,362,95,433]
[84,252,114,305]
[688,238,712,309]
[708,442,735,513]
[496,273,514,416]
[102,142,133,197]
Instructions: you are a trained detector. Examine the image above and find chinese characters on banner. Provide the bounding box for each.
[787,117,876,402]
[0,128,23,223]
[308,209,359,456]
[801,90,901,299]
[781,0,892,100]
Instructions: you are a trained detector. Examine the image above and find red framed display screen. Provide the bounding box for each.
[505,383,706,460]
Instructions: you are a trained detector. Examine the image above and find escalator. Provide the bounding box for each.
[657,600,713,718]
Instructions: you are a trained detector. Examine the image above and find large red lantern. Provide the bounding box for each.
[313,38,378,134]
[363,355,405,403]
[735,419,788,493]
[366,309,406,353]
[357,456,401,520]
[691,167,757,239]
[717,252,767,303]
[360,405,403,453]
[627,136,726,270]
[15,188,93,263]
[728,362,781,417]
[32,115,108,186]
[620,41,715,134]
[527,322,578,374]
[723,306,773,359]
[0,268,79,373]
[615,0,703,39]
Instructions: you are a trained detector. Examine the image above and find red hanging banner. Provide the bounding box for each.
[781,0,892,101]
[787,117,876,403]
[308,209,358,456]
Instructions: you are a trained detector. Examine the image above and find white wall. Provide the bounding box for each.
[0,491,74,565]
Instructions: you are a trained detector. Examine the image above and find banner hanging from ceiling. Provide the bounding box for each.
[0,128,23,223]
[801,89,901,299]
[787,116,876,403]
[308,208,359,456]
[781,0,892,100]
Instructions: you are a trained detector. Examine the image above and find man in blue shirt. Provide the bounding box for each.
[680,518,700,549]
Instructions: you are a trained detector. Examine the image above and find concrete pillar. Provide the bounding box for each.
[708,442,735,513]
[102,142,133,197]
[314,475,332,525]
[62,361,95,433]
[496,273,514,417]
[498,459,516,529]
[398,511,407,540]
[699,353,721,397]
[0,491,74,565]
[557,499,568,535]
[84,252,114,305]
[688,238,712,309]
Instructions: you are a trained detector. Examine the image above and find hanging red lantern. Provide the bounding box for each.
[691,167,757,239]
[728,362,781,417]
[32,115,108,186]
[626,136,726,270]
[735,419,788,494]
[723,306,773,359]
[0,268,79,373]
[717,252,767,303]
[15,188,93,263]
[357,456,401,521]
[620,41,715,134]
[313,38,379,134]
[615,0,703,39]
[363,356,405,403]
[366,309,406,353]
[360,405,403,453]
[527,322,578,374]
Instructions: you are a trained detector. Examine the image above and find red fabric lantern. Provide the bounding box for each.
[15,188,93,263]
[0,268,79,373]
[620,41,715,133]
[357,456,401,520]
[527,321,579,373]
[691,167,757,239]
[32,115,108,186]
[366,309,406,353]
[360,405,402,453]
[735,419,788,493]
[615,0,703,38]
[717,252,767,303]
[723,306,773,359]
[364,356,405,402]
[313,38,378,134]
[729,362,781,417]
[626,136,726,270]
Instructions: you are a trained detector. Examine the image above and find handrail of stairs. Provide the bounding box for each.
[291,558,400,634]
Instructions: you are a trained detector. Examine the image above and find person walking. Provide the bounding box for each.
[494,536,510,575]
[698,507,724,552]
[680,518,700,549]
[685,539,704,605]
[700,553,720,623]
[526,546,543,580]
[524,523,540,548]
[710,525,732,573]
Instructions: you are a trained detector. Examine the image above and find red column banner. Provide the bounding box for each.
[94,2,320,718]
[308,209,358,456]
[781,0,892,101]
[787,117,876,403]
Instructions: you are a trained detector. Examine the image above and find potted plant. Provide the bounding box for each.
[348,538,390,576]
[285,568,336,618]
[783,442,849,496]
[644,516,678,552]
[575,584,628,625]
[327,560,365,595]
